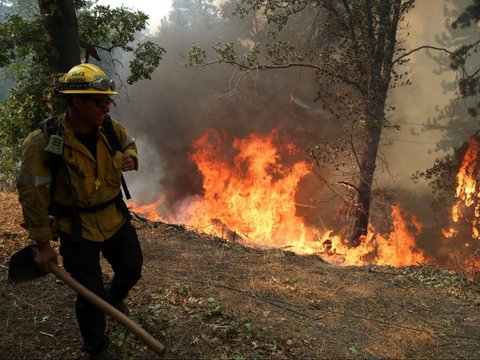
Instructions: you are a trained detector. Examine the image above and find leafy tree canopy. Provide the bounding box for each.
[450,0,480,108]
[0,0,165,188]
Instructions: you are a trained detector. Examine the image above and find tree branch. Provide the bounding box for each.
[392,45,455,65]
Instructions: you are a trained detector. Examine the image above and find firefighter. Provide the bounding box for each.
[16,63,143,358]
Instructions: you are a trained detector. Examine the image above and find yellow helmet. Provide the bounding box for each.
[56,63,117,95]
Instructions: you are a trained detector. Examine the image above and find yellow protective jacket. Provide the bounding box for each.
[17,113,138,243]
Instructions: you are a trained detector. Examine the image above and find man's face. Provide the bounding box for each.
[77,94,113,128]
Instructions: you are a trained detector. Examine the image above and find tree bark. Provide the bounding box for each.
[346,0,402,247]
[349,113,383,246]
[38,0,80,73]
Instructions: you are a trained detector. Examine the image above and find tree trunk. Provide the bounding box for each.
[347,0,401,247]
[38,0,80,72]
[349,114,383,246]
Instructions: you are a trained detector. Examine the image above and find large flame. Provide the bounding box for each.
[452,137,479,223]
[441,136,480,278]
[129,129,427,266]
[177,129,315,253]
[445,136,480,241]
[320,205,425,266]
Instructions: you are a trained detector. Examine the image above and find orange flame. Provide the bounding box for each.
[446,137,480,240]
[375,205,425,266]
[128,197,166,222]
[453,137,479,220]
[132,129,427,267]
[441,136,480,276]
[178,129,316,253]
[322,205,425,266]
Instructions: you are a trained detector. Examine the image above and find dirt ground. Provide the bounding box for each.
[1,190,480,359]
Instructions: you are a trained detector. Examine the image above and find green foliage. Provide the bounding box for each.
[0,13,44,68]
[0,1,165,189]
[270,339,278,353]
[349,346,361,356]
[415,2,480,219]
[186,42,206,66]
[233,0,309,31]
[449,0,480,109]
[77,5,148,52]
[213,41,236,62]
[242,43,260,67]
[110,314,141,346]
[0,62,54,189]
[127,41,166,84]
[170,0,218,28]
[265,37,303,65]
[442,318,454,328]
[205,297,222,318]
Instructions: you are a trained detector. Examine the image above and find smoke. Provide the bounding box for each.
[111,0,478,254]
[376,0,479,227]
[111,3,338,224]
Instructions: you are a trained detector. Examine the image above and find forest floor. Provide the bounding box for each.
[1,190,480,359]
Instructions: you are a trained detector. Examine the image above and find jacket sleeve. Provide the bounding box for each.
[112,119,139,170]
[16,130,55,242]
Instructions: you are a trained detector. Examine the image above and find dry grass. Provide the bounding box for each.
[0,191,479,359]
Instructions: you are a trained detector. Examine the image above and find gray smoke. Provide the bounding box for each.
[109,1,479,265]
[109,4,339,227]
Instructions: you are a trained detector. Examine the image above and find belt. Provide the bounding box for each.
[53,193,122,217]
[52,193,131,243]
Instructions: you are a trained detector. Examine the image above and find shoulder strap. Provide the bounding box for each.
[102,115,131,200]
[39,115,62,136]
[41,116,64,156]
[39,115,66,217]
[102,115,122,153]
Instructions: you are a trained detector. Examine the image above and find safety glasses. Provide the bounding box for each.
[88,78,116,92]
[59,78,116,92]
[82,96,113,108]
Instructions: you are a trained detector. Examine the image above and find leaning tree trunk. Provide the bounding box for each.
[38,0,81,73]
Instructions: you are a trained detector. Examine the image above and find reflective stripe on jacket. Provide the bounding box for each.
[17,113,139,242]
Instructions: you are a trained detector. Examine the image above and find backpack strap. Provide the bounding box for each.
[102,115,131,200]
[39,116,64,216]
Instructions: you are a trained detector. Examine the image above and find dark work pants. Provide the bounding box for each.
[59,220,143,353]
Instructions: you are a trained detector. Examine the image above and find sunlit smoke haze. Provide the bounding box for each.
[379,0,476,226]
[112,3,334,224]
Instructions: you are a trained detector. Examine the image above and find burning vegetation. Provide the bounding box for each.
[127,127,479,278]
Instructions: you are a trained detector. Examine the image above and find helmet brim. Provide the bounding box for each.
[60,89,118,95]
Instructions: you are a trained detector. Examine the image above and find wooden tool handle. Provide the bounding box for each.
[49,263,165,356]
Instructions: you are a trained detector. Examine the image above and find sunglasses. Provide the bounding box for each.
[82,96,113,108]
[60,78,116,92]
